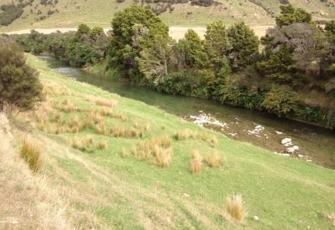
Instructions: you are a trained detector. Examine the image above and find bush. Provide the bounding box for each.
[275,5,312,27]
[20,137,43,173]
[261,85,298,116]
[0,38,43,111]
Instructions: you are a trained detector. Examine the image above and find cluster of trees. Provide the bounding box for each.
[14,5,335,128]
[107,5,335,128]
[0,36,42,111]
[16,24,109,67]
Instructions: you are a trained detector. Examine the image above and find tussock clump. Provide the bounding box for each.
[131,136,172,167]
[95,122,108,135]
[86,95,118,107]
[174,129,218,146]
[71,136,94,152]
[99,108,128,121]
[205,152,223,168]
[20,137,43,173]
[90,110,104,125]
[225,194,247,223]
[97,141,108,150]
[58,99,76,113]
[175,129,194,140]
[110,126,143,138]
[190,150,203,174]
[43,82,70,96]
[71,136,108,152]
[327,213,335,226]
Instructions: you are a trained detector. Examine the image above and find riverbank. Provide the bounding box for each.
[78,62,335,169]
[4,53,333,229]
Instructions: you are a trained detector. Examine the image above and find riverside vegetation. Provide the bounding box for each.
[0,37,335,228]
[11,5,335,129]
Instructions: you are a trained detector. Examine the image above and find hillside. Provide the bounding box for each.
[1,54,334,229]
[1,0,335,32]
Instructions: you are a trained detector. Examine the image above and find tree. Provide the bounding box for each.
[107,6,169,81]
[137,28,172,85]
[275,5,312,27]
[204,21,231,71]
[176,29,208,69]
[227,22,259,70]
[0,38,43,111]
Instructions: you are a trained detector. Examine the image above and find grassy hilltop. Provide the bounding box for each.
[1,0,335,32]
[2,54,334,229]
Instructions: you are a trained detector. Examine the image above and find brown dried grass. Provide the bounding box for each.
[225,194,247,223]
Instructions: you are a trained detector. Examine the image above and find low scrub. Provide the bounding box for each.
[174,129,218,146]
[20,137,43,173]
[86,95,118,108]
[110,126,144,138]
[71,136,108,152]
[205,152,223,168]
[225,194,247,223]
[190,150,203,174]
[130,136,172,167]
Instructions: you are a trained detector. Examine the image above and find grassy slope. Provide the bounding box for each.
[9,54,334,229]
[1,0,335,32]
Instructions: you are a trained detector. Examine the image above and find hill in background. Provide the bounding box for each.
[0,0,335,32]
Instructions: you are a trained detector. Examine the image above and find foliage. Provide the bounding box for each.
[107,5,169,82]
[261,85,298,116]
[176,29,208,69]
[0,37,43,111]
[275,4,312,27]
[227,22,259,70]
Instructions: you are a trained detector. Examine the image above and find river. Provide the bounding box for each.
[43,57,335,169]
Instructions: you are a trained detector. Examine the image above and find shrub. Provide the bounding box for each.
[205,152,223,168]
[131,136,172,167]
[0,38,43,111]
[261,85,298,116]
[225,194,247,222]
[190,150,203,174]
[275,5,312,27]
[20,137,43,173]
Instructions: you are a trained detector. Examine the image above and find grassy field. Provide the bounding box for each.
[3,54,335,229]
[1,0,335,33]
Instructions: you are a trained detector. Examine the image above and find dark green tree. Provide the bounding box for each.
[0,38,43,111]
[107,6,169,81]
[176,29,208,69]
[275,5,312,27]
[227,22,259,70]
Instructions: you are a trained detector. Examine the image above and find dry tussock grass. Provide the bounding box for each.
[190,150,203,174]
[98,107,128,121]
[0,144,71,229]
[20,137,43,173]
[43,82,71,97]
[86,95,118,108]
[205,152,223,168]
[110,126,144,138]
[130,136,172,167]
[327,213,335,226]
[53,99,77,113]
[71,136,107,152]
[225,194,247,223]
[175,129,218,147]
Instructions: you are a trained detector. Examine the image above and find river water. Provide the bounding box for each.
[44,58,335,169]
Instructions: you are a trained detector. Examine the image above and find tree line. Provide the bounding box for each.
[11,5,335,129]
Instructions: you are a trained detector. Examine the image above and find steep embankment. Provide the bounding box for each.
[1,0,335,33]
[1,54,334,229]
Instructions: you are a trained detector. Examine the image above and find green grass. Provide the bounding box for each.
[18,54,335,229]
[1,0,335,33]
